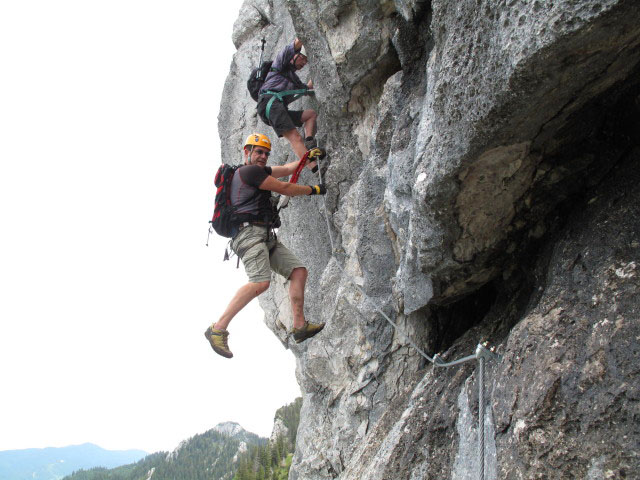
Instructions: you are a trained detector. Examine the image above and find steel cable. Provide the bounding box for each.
[312,156,495,480]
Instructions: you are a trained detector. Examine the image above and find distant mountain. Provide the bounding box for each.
[34,400,304,480]
[212,422,265,444]
[62,423,266,480]
[0,443,147,480]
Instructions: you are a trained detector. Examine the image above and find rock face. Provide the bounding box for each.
[269,417,289,444]
[213,421,247,437]
[219,0,640,478]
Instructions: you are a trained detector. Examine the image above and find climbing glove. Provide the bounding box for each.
[308,184,327,195]
[308,147,326,161]
[308,148,327,174]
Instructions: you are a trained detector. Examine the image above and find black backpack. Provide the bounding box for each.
[247,60,274,101]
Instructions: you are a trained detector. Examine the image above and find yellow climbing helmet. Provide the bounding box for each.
[244,133,271,151]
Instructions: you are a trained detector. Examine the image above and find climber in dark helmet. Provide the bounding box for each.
[257,38,318,160]
[205,133,326,359]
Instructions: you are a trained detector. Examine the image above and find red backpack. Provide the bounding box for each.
[210,164,243,238]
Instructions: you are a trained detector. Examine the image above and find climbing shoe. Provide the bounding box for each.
[204,326,233,358]
[292,321,325,344]
[304,136,317,150]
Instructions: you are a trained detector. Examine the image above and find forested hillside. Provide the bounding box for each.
[63,399,302,480]
[62,452,167,480]
[273,398,301,445]
[63,428,263,480]
[233,398,302,480]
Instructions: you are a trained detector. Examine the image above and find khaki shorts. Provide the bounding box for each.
[231,225,304,283]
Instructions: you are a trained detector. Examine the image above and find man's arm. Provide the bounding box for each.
[258,175,317,196]
[272,40,298,72]
[270,158,311,179]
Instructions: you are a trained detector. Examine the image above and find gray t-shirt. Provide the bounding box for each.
[230,165,273,217]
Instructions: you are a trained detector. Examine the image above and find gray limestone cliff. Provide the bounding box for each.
[218,0,640,478]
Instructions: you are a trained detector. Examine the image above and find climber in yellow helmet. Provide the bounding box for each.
[205,133,326,359]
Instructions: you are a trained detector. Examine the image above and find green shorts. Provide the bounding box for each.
[231,225,304,283]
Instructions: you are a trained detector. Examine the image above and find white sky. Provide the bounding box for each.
[0,0,301,454]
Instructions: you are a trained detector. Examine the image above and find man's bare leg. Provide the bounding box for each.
[288,267,307,329]
[301,109,317,140]
[282,128,307,160]
[289,266,325,343]
[214,280,270,331]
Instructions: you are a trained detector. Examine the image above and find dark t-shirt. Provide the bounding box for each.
[238,164,271,188]
[230,165,273,218]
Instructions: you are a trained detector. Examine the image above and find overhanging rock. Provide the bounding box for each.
[218,0,640,478]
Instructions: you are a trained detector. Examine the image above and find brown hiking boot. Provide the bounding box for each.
[204,326,233,358]
[292,321,325,344]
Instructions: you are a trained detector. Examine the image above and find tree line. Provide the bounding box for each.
[233,397,302,480]
[62,398,302,480]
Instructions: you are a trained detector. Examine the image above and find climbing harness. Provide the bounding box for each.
[312,161,501,480]
[262,88,312,123]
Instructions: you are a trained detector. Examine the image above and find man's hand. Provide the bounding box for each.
[308,148,327,174]
[308,184,327,195]
[308,148,326,161]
